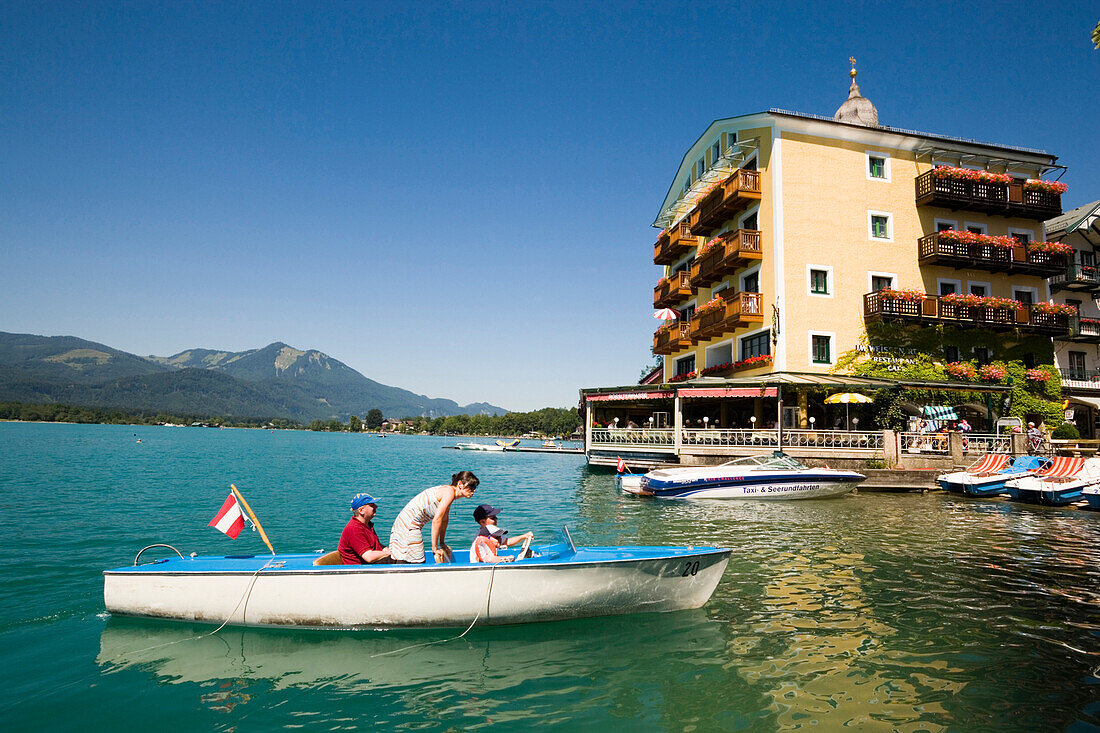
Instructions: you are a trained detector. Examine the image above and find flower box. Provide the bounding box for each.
[978,364,1007,381]
[693,296,726,317]
[938,230,1018,249]
[1025,179,1068,194]
[1032,301,1077,316]
[944,362,977,380]
[1025,368,1051,382]
[932,166,1012,184]
[878,287,925,303]
[1028,240,1073,255]
[731,354,773,371]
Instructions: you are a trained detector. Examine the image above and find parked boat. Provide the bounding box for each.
[937,455,1046,496]
[454,440,520,451]
[103,533,729,629]
[616,474,646,494]
[637,452,865,500]
[1083,485,1100,510]
[1004,457,1100,505]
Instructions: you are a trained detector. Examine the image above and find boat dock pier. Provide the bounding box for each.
[442,445,583,454]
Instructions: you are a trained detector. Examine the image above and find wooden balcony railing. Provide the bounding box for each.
[1049,263,1100,294]
[689,229,763,288]
[1063,315,1100,343]
[689,170,762,237]
[863,291,1069,335]
[653,319,692,355]
[653,270,695,308]
[689,291,764,343]
[654,221,700,265]
[916,233,1066,276]
[915,171,1062,221]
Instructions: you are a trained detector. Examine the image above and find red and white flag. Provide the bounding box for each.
[209,493,245,538]
[616,457,628,473]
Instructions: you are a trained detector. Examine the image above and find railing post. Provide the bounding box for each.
[883,430,898,467]
[584,401,592,456]
[674,394,682,457]
[1011,432,1026,456]
[949,432,965,464]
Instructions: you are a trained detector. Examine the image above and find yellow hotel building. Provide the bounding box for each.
[581,67,1067,467]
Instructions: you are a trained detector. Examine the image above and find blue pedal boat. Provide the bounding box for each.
[938,455,1046,496]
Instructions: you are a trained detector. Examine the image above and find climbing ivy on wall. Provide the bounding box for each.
[834,324,1064,427]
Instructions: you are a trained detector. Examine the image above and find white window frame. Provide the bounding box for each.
[807,264,833,298]
[1013,286,1039,304]
[867,271,897,292]
[1008,227,1035,244]
[963,221,987,235]
[937,278,962,296]
[934,218,958,232]
[738,326,771,360]
[967,280,991,297]
[869,210,893,242]
[740,264,761,293]
[705,338,734,368]
[866,151,891,182]
[808,331,836,366]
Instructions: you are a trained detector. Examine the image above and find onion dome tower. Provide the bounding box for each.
[834,57,879,127]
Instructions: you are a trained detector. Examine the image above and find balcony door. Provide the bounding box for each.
[1069,351,1087,380]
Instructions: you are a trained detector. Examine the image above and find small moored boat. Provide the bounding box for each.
[639,452,865,500]
[937,455,1046,496]
[103,532,730,629]
[1004,457,1100,505]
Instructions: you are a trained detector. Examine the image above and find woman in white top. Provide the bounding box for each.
[389,471,479,563]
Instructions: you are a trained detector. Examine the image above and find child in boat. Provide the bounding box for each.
[469,504,533,563]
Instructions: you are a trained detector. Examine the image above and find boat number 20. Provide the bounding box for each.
[681,561,700,577]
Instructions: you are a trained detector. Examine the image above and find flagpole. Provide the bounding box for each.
[230,484,275,555]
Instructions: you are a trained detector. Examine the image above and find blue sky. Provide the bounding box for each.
[2,1,1097,412]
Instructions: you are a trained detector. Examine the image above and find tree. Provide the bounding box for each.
[348,415,362,432]
[365,409,384,429]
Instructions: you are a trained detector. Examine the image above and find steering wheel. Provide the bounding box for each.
[516,535,532,560]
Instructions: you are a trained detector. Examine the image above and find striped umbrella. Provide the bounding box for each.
[824,392,873,430]
[653,308,679,320]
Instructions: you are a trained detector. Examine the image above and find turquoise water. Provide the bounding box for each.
[1,422,1098,731]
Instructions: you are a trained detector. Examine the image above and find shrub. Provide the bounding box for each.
[1051,423,1080,439]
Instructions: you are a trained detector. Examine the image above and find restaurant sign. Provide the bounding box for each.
[856,344,918,370]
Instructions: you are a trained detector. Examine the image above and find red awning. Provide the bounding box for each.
[678,387,777,398]
[586,391,674,402]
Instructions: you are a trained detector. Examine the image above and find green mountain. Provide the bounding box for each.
[0,332,508,420]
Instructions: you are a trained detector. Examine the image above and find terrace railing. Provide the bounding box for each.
[915,171,1061,221]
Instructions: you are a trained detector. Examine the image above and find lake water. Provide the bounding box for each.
[1,422,1098,731]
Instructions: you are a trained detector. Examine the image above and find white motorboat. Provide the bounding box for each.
[103,532,729,629]
[454,439,520,451]
[638,451,865,499]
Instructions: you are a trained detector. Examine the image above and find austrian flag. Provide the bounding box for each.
[209,493,245,538]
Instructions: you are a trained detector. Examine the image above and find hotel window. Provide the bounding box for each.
[870,213,891,240]
[810,269,829,295]
[711,141,721,164]
[868,155,887,179]
[742,271,759,293]
[681,304,695,322]
[939,280,959,296]
[741,331,770,359]
[1013,289,1034,305]
[871,275,894,291]
[944,345,960,363]
[696,158,705,178]
[675,354,696,376]
[966,223,987,235]
[1011,231,1031,245]
[812,335,831,364]
[1069,351,1087,379]
[1023,352,1036,369]
[969,283,988,297]
[743,156,757,171]
[741,211,758,231]
[973,347,991,366]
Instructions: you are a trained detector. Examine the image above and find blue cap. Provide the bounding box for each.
[351,493,378,509]
[473,504,500,522]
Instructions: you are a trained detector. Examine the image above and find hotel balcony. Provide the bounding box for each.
[1048,263,1100,294]
[1061,316,1100,343]
[863,291,1069,336]
[653,271,695,308]
[689,169,762,238]
[916,233,1066,277]
[689,291,764,343]
[653,221,700,265]
[1060,368,1100,391]
[688,229,763,288]
[653,320,692,356]
[914,171,1062,221]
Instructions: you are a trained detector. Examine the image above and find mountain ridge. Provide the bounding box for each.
[0,332,509,420]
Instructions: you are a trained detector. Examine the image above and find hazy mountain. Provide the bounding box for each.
[0,332,508,420]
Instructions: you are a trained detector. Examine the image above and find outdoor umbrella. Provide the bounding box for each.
[653,308,679,320]
[824,392,874,430]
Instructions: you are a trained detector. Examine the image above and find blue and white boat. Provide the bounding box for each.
[938,455,1046,496]
[103,531,729,629]
[1083,485,1100,510]
[638,452,865,500]
[1004,457,1100,506]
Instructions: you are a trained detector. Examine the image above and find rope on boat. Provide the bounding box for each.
[369,562,498,658]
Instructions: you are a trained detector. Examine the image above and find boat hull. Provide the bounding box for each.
[1004,480,1088,506]
[104,545,729,629]
[641,470,864,500]
[937,471,1032,496]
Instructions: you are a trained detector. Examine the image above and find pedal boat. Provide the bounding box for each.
[103,533,730,629]
[937,455,1044,496]
[1004,457,1100,506]
[638,452,865,500]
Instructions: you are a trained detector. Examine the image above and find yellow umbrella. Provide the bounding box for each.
[824,392,873,430]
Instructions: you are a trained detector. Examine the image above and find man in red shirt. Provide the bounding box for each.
[338,493,392,564]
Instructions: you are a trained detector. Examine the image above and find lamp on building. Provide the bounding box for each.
[750,416,757,430]
[613,417,619,429]
[648,416,654,426]
[852,418,859,431]
[703,416,709,429]
[809,417,816,428]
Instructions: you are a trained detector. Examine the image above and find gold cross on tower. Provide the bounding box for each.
[849,57,857,78]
